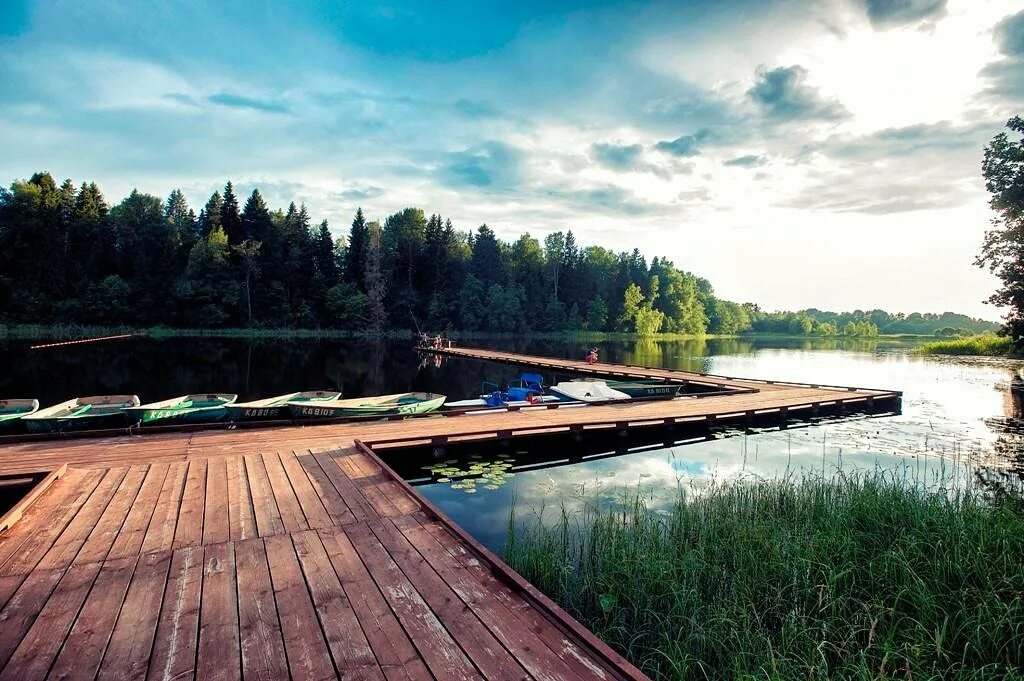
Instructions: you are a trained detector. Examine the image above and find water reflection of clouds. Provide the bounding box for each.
[422,346,1022,552]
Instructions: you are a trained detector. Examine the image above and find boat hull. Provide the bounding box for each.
[0,400,39,431]
[224,392,342,422]
[548,381,631,402]
[125,394,237,427]
[223,404,291,421]
[23,396,138,434]
[24,411,129,434]
[607,381,683,398]
[125,406,230,426]
[443,394,560,411]
[290,394,446,419]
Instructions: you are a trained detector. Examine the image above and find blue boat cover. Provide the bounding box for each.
[506,386,533,401]
[519,373,544,391]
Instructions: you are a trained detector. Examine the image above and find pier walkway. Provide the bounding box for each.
[0,445,643,680]
[420,345,893,394]
[0,347,901,680]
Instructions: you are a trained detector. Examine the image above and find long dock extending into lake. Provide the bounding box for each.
[0,347,901,680]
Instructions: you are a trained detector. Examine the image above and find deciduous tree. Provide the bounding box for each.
[978,115,1024,341]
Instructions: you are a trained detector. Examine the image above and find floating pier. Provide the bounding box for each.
[0,347,901,680]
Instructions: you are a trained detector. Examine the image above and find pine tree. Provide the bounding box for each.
[241,189,288,321]
[544,232,565,299]
[281,202,315,311]
[561,230,580,310]
[459,274,485,331]
[221,181,242,244]
[381,207,427,325]
[346,207,369,292]
[110,189,177,323]
[76,183,116,288]
[470,224,504,288]
[57,179,76,228]
[165,190,193,231]
[629,248,648,289]
[314,221,339,286]
[364,221,387,337]
[233,240,262,325]
[241,189,271,243]
[165,189,196,257]
[199,191,223,237]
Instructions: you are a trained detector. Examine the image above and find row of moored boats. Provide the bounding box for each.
[0,374,685,434]
[0,391,446,433]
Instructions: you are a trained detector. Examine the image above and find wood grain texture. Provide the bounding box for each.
[0,446,660,680]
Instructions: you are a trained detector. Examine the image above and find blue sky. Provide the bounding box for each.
[2,0,1023,318]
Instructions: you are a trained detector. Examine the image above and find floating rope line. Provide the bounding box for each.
[30,333,137,350]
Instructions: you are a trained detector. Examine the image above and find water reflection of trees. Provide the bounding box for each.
[1,337,493,403]
[608,337,884,373]
[975,368,1024,509]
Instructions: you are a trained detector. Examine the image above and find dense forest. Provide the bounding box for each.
[0,172,1000,337]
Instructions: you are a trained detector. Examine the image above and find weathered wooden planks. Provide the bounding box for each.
[0,464,67,533]
[147,545,204,681]
[234,537,288,681]
[0,446,649,680]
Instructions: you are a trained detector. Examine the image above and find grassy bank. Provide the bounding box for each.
[918,334,1014,357]
[505,476,1024,680]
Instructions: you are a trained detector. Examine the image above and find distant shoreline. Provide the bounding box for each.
[0,324,936,343]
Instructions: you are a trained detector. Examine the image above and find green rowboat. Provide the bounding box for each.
[125,393,237,426]
[225,390,341,421]
[607,380,684,399]
[288,392,446,419]
[23,395,139,433]
[0,399,39,430]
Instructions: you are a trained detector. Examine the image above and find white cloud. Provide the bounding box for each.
[0,0,1016,320]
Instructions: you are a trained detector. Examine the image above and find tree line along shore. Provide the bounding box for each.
[0,172,997,339]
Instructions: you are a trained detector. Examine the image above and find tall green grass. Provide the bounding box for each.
[918,335,1013,357]
[505,475,1024,679]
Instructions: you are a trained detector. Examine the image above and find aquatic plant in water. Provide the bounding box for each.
[422,454,515,494]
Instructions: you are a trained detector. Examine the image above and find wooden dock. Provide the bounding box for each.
[0,347,902,680]
[0,445,644,680]
[420,345,894,394]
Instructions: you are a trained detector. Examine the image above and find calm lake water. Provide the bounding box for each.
[3,335,1022,551]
